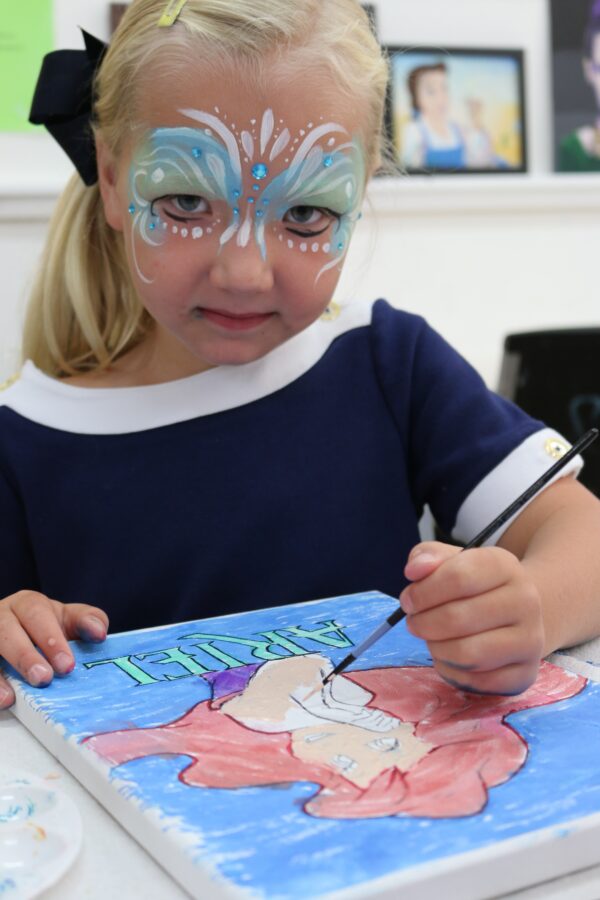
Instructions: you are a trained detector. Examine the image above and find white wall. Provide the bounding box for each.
[1,0,598,385]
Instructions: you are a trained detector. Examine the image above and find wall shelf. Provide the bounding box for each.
[365,174,600,217]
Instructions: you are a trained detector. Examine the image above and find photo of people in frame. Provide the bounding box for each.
[110,3,128,34]
[387,47,527,175]
[551,0,600,172]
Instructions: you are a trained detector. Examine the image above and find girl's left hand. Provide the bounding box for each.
[400,542,545,696]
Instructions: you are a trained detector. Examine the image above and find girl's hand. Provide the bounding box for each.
[400,542,544,696]
[0,591,108,710]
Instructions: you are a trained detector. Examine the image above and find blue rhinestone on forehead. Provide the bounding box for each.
[323,155,334,168]
[251,163,269,180]
[128,204,136,214]
[192,147,202,158]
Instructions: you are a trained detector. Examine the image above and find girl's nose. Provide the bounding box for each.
[209,238,274,293]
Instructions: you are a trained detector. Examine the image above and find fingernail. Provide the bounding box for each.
[0,687,13,708]
[53,652,75,675]
[80,616,106,641]
[400,588,414,614]
[27,664,53,686]
[409,552,437,566]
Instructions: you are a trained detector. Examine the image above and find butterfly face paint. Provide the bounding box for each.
[128,108,365,284]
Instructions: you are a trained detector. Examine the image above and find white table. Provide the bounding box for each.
[3,689,600,900]
[1,711,188,900]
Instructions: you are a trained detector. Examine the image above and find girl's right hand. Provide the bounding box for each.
[0,591,108,710]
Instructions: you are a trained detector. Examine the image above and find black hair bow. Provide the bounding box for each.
[29,30,107,186]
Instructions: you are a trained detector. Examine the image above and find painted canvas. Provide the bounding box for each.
[7,591,600,900]
[386,47,527,175]
[551,0,600,172]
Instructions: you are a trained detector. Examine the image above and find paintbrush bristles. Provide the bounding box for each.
[301,685,320,702]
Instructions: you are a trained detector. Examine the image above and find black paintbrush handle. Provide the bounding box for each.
[322,428,598,685]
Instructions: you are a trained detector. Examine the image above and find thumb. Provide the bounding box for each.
[404,541,462,583]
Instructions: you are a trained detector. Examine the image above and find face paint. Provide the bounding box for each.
[127,107,365,283]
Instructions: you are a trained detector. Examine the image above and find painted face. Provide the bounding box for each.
[416,70,450,119]
[101,67,368,373]
[220,654,433,790]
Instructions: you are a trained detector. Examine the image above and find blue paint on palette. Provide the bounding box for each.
[8,592,600,899]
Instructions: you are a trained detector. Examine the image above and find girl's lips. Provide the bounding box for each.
[197,308,274,332]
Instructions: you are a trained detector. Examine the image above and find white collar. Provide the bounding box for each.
[0,301,372,435]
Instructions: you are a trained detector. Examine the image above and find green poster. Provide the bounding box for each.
[0,0,54,132]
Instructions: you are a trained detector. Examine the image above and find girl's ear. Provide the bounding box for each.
[96,138,125,232]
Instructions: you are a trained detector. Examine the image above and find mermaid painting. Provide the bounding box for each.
[84,654,585,820]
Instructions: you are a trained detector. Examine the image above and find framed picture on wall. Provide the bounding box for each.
[361,4,378,37]
[551,0,600,172]
[386,47,528,175]
[110,3,128,34]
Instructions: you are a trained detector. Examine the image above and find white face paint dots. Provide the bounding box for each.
[127,107,365,284]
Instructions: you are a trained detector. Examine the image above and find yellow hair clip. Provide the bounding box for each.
[158,0,188,27]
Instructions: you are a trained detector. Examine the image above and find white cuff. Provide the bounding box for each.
[452,428,583,546]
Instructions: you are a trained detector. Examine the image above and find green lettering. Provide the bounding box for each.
[136,647,211,679]
[84,656,159,685]
[282,620,354,649]
[181,632,296,661]
[257,631,307,656]
[190,643,245,668]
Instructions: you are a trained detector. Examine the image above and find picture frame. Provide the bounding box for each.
[110,3,128,34]
[361,3,378,37]
[550,0,600,173]
[385,46,528,175]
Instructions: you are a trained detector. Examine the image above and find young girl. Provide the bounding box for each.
[1,0,600,709]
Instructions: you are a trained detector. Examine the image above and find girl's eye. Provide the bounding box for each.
[151,194,210,222]
[173,195,208,215]
[283,206,339,237]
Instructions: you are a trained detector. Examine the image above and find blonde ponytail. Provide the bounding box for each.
[23,173,151,376]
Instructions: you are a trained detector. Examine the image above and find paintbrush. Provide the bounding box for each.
[307,427,598,697]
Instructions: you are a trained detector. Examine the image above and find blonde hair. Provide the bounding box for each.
[23,0,390,377]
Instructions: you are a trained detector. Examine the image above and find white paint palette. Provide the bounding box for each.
[0,769,82,899]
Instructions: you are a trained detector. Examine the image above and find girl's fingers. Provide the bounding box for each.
[0,593,109,695]
[0,604,59,686]
[53,602,109,642]
[401,546,524,615]
[406,581,541,643]
[427,622,545,677]
[433,658,541,697]
[404,542,461,582]
[0,673,15,709]
[10,592,77,676]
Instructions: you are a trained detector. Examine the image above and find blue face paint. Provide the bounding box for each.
[127,108,366,282]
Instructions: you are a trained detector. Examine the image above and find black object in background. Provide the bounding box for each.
[361,4,378,37]
[498,329,600,496]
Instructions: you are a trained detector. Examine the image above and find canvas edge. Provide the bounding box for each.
[85,590,393,641]
[11,671,600,900]
[8,681,253,900]
[318,809,600,900]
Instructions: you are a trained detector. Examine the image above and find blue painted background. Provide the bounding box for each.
[10,592,600,899]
